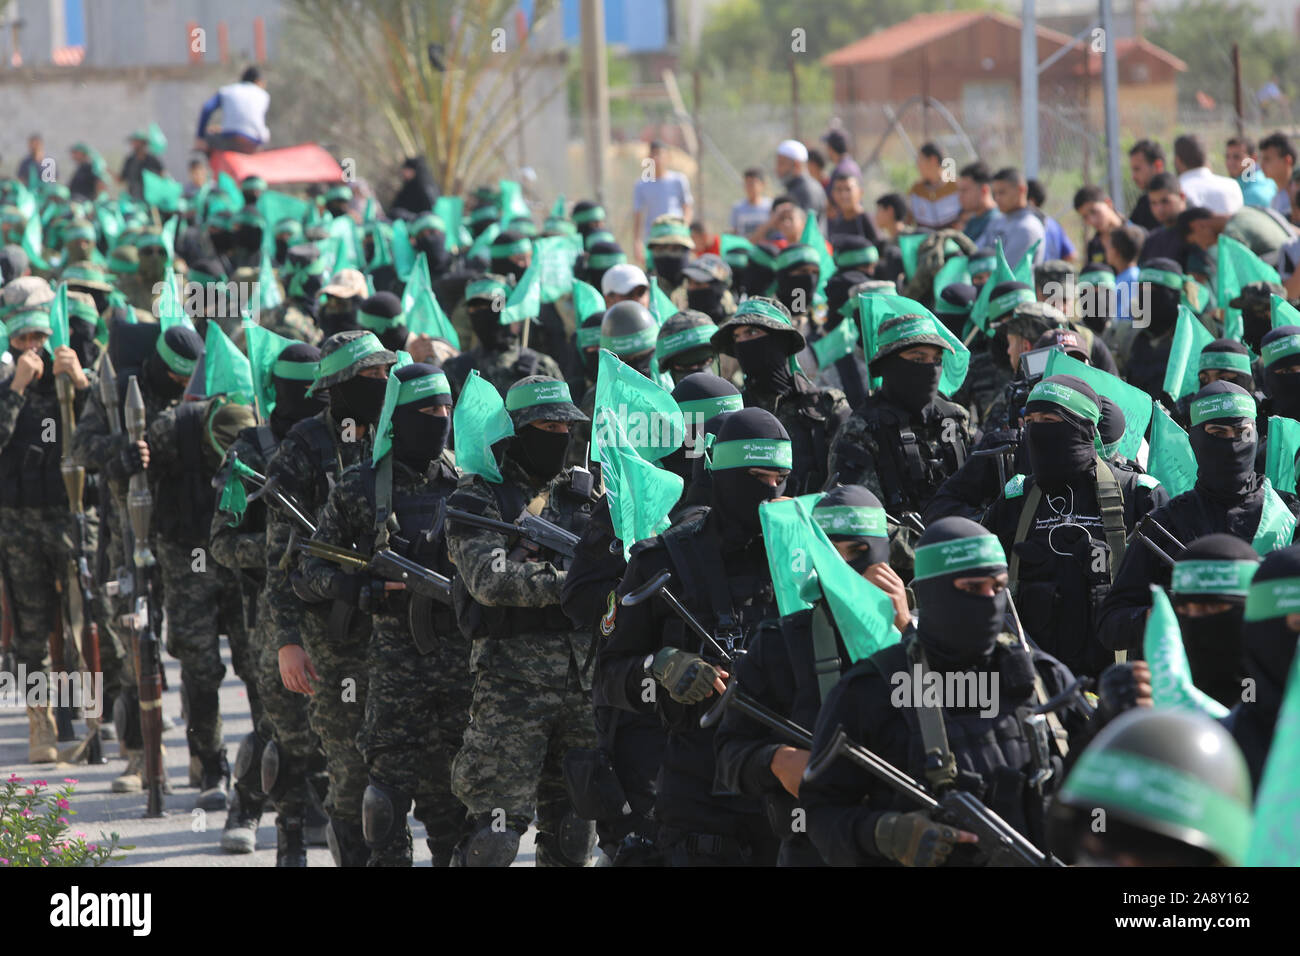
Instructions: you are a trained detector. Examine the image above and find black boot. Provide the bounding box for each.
[221,785,264,853]
[326,820,369,867]
[197,750,231,811]
[276,815,308,867]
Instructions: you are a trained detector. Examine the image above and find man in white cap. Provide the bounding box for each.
[632,140,693,264]
[601,263,651,308]
[776,139,827,226]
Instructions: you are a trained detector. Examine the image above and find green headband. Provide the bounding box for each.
[573,206,606,224]
[913,535,1008,582]
[1245,576,1300,620]
[601,327,659,355]
[156,336,198,377]
[1190,392,1256,426]
[677,394,743,421]
[108,254,138,274]
[1171,560,1257,597]
[649,221,691,243]
[395,371,451,405]
[658,325,717,358]
[576,326,603,349]
[585,230,616,248]
[68,300,99,324]
[466,279,510,304]
[968,256,996,275]
[732,299,790,326]
[272,358,319,380]
[1060,749,1250,867]
[748,246,776,270]
[489,238,531,259]
[988,287,1036,320]
[545,218,577,236]
[1198,350,1252,376]
[1026,380,1101,424]
[706,437,793,471]
[5,309,52,339]
[935,294,969,316]
[410,214,445,235]
[505,379,573,411]
[876,316,943,354]
[1261,335,1300,368]
[315,334,387,382]
[468,205,499,223]
[835,246,879,268]
[64,223,96,243]
[324,186,352,203]
[357,309,401,332]
[813,505,888,539]
[775,246,822,272]
[587,252,627,271]
[275,220,304,237]
[1078,269,1117,288]
[1138,267,1185,291]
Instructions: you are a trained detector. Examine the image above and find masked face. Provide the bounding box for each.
[269,377,326,440]
[392,405,450,471]
[330,373,388,428]
[580,347,599,382]
[741,264,775,299]
[776,272,817,315]
[211,229,235,254]
[1266,365,1300,419]
[988,327,1012,372]
[686,284,726,320]
[1242,308,1272,354]
[416,233,447,271]
[1175,606,1246,708]
[1145,286,1180,339]
[652,249,688,286]
[510,424,570,481]
[669,354,716,385]
[235,225,262,253]
[710,467,787,542]
[625,349,655,378]
[145,351,187,403]
[1026,415,1096,488]
[274,238,290,262]
[1190,422,1256,499]
[914,572,1009,670]
[319,298,361,338]
[734,334,793,395]
[469,305,514,352]
[880,353,942,416]
[69,319,99,371]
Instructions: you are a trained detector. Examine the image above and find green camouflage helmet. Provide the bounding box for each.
[62,262,114,293]
[505,374,589,429]
[309,330,397,394]
[712,296,805,357]
[657,309,718,371]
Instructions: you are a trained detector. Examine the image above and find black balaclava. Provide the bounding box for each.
[491,257,526,284]
[740,243,779,299]
[824,270,870,331]
[210,226,236,255]
[652,247,688,287]
[1024,374,1100,489]
[69,316,100,371]
[1097,396,1126,458]
[146,326,204,403]
[815,484,890,571]
[1171,534,1259,708]
[578,311,604,382]
[989,324,1013,372]
[1141,257,1183,339]
[879,351,942,417]
[670,372,742,488]
[510,424,570,482]
[270,343,325,440]
[390,362,452,471]
[415,230,450,276]
[776,270,818,316]
[734,333,794,396]
[330,373,389,428]
[1188,380,1257,502]
[686,282,728,322]
[1199,338,1255,393]
[708,406,790,546]
[360,291,408,353]
[319,296,361,338]
[913,516,1009,670]
[1242,303,1273,356]
[236,224,263,255]
[1262,325,1300,419]
[1242,545,1300,722]
[469,301,516,353]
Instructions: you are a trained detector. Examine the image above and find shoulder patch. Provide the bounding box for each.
[598,589,617,637]
[1135,474,1161,490]
[1004,474,1027,498]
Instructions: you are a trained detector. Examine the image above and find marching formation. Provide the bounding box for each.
[1,125,1297,868]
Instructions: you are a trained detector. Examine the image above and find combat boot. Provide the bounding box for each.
[275,815,308,867]
[112,748,145,793]
[220,788,263,854]
[196,750,231,811]
[304,774,330,846]
[27,704,58,763]
[189,754,202,789]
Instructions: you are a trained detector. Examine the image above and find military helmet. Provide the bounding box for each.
[505,374,589,429]
[600,300,658,357]
[309,330,397,394]
[1054,708,1253,866]
[657,309,718,372]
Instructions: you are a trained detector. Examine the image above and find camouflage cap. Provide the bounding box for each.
[657,309,718,369]
[323,185,353,204]
[681,254,732,285]
[108,244,139,275]
[61,262,114,292]
[1004,300,1068,339]
[309,330,397,393]
[712,296,805,357]
[868,315,953,372]
[505,374,589,429]
[647,215,693,248]
[1228,280,1286,310]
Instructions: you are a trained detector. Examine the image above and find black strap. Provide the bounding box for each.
[811,602,842,703]
[834,354,867,410]
[905,635,959,793]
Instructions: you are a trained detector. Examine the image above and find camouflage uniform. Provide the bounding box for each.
[445,455,599,866]
[298,451,471,866]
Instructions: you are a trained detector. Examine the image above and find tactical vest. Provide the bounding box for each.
[152,400,215,544]
[450,470,596,639]
[778,384,836,496]
[861,399,968,513]
[282,414,343,512]
[0,384,65,509]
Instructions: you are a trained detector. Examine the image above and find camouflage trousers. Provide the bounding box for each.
[0,506,74,674]
[301,611,370,828]
[360,614,472,861]
[451,667,596,842]
[251,586,321,819]
[157,538,247,757]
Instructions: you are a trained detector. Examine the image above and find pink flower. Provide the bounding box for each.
[87,844,98,851]
[20,809,33,818]
[74,831,85,839]
[33,780,47,787]
[56,798,69,810]
[58,816,69,825]
[52,845,63,854]
[7,774,21,782]
[62,778,78,785]
[0,858,8,864]
[23,789,33,796]
[41,857,47,865]
[25,834,40,842]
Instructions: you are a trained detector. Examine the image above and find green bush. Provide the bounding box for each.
[0,775,131,867]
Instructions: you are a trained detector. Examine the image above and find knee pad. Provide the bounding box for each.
[113,693,142,749]
[361,779,412,849]
[451,823,521,868]
[536,812,597,868]
[261,738,303,802]
[234,732,266,795]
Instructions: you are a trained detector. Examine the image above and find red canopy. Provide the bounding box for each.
[208,143,344,186]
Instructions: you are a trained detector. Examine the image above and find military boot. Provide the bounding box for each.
[189,754,203,788]
[112,749,144,792]
[325,820,369,867]
[304,773,330,846]
[196,750,231,811]
[27,704,58,763]
[220,787,263,854]
[275,815,308,867]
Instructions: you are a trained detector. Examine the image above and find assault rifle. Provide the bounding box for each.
[445,507,580,559]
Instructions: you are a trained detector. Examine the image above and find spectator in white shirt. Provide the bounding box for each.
[1174,134,1243,216]
[632,139,693,265]
[194,66,271,153]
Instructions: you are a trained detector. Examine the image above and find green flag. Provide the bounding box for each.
[216,171,245,211]
[157,272,196,333]
[1163,305,1215,401]
[968,239,1018,332]
[257,189,312,228]
[591,349,684,464]
[1146,404,1197,497]
[648,280,677,328]
[160,215,179,268]
[594,407,683,559]
[1253,479,1296,555]
[810,314,860,367]
[205,321,254,405]
[857,293,969,395]
[932,254,971,303]
[141,169,183,212]
[243,320,301,417]
[759,494,826,616]
[501,257,541,324]
[467,222,501,263]
[1245,647,1300,866]
[407,288,460,347]
[452,370,515,483]
[258,250,283,313]
[1266,415,1300,495]
[21,212,48,270]
[497,180,530,221]
[572,279,605,324]
[898,232,926,281]
[534,234,581,303]
[48,283,70,353]
[1013,240,1040,286]
[401,252,434,316]
[1271,293,1300,330]
[798,212,836,295]
[326,215,359,272]
[550,195,566,219]
[1144,585,1230,718]
[1218,235,1280,342]
[218,456,255,526]
[1043,349,1152,460]
[146,122,168,157]
[390,220,415,280]
[433,196,464,253]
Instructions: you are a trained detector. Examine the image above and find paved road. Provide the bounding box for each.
[1,646,539,866]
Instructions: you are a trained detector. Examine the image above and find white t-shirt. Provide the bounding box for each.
[633,171,693,236]
[218,82,271,143]
[1179,167,1244,216]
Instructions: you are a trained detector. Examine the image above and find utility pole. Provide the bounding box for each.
[580,0,610,204]
[1021,0,1039,178]
[1099,0,1124,215]
[1232,44,1244,137]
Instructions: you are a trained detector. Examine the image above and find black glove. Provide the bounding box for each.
[106,440,146,480]
[1097,661,1145,723]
